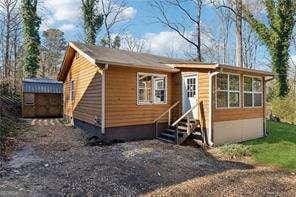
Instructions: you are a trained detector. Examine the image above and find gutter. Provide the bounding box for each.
[101,64,109,134]
[207,68,220,146]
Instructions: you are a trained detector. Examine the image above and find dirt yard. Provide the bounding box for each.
[0,119,295,196]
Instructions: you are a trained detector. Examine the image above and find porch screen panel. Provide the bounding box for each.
[243,76,263,107]
[216,73,240,108]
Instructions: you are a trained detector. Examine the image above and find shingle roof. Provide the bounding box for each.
[70,41,197,70]
[23,78,63,94]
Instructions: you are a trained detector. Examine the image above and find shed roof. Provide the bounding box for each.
[23,78,63,94]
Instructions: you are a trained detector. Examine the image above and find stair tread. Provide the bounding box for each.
[164,128,187,133]
[156,137,175,144]
[180,119,196,123]
[161,133,176,138]
[177,126,188,130]
[192,131,202,135]
[161,129,185,137]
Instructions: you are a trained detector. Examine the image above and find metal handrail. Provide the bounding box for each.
[153,101,180,124]
[171,103,199,127]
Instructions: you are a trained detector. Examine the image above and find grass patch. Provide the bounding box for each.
[218,121,296,171]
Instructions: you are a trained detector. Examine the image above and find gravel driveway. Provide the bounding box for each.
[0,119,295,196]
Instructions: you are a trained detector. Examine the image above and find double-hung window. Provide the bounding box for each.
[216,73,240,108]
[243,76,263,107]
[137,73,167,104]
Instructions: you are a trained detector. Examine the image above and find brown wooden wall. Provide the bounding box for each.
[105,66,175,128]
[22,93,62,118]
[64,54,102,125]
[198,72,210,128]
[213,72,265,122]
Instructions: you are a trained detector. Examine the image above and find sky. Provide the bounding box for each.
[39,0,227,51]
[39,0,296,71]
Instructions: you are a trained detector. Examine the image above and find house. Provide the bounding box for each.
[57,42,273,145]
[22,78,63,118]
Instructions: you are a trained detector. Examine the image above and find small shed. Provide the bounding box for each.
[22,78,63,118]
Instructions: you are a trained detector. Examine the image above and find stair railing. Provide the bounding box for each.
[172,102,199,139]
[171,102,199,127]
[153,101,180,137]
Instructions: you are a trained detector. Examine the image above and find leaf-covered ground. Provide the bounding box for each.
[0,119,295,196]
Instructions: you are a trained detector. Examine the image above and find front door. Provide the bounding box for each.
[182,74,198,119]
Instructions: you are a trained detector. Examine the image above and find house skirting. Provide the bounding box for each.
[71,116,167,141]
[213,118,264,145]
[104,123,167,141]
[73,118,102,138]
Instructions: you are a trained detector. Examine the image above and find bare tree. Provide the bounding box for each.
[0,16,4,78]
[100,0,131,48]
[10,12,22,92]
[242,22,261,69]
[123,35,146,53]
[0,0,19,78]
[213,0,243,67]
[151,0,204,61]
[216,5,234,64]
[235,0,243,67]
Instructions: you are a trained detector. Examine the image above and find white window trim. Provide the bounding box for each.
[215,73,241,109]
[181,73,199,114]
[243,75,263,108]
[137,72,167,105]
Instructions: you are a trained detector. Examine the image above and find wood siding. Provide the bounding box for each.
[171,72,182,121]
[105,66,174,128]
[213,73,265,122]
[198,72,210,128]
[22,93,62,118]
[64,54,102,125]
[213,108,264,122]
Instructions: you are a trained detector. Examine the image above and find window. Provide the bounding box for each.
[24,93,34,105]
[243,76,263,107]
[216,73,240,108]
[70,80,75,101]
[137,73,167,104]
[154,76,166,103]
[186,78,196,97]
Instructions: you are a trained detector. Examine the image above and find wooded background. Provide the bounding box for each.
[0,0,295,100]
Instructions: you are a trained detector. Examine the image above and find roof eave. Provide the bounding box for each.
[95,60,180,73]
[216,64,273,76]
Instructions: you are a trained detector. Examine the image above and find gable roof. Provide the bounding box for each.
[57,42,273,81]
[69,41,195,70]
[23,78,63,94]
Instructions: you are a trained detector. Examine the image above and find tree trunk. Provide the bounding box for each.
[4,6,11,78]
[196,0,202,62]
[272,42,289,97]
[235,0,243,67]
[196,21,202,62]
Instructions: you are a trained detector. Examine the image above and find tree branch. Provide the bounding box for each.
[242,4,272,47]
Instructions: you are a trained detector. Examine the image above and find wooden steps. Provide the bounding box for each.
[157,118,204,145]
